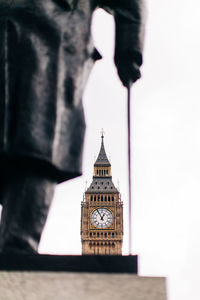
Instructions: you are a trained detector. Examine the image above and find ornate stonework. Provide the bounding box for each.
[81,134,123,255]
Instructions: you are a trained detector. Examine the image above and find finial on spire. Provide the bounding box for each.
[101,128,105,141]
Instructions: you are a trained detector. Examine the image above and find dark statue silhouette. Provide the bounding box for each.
[0,0,145,253]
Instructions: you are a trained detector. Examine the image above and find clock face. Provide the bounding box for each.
[91,208,113,229]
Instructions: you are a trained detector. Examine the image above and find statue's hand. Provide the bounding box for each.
[114,51,142,87]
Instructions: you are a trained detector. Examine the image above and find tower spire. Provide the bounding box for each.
[94,130,110,167]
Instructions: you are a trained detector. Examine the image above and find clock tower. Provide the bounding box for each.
[81,134,123,255]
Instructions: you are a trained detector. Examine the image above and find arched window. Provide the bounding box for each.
[98,195,100,201]
[94,196,96,201]
[105,233,107,237]
[97,232,99,237]
[91,196,93,201]
[105,196,107,201]
[108,196,110,201]
[112,233,114,237]
[101,196,103,202]
[90,232,92,237]
[112,196,114,201]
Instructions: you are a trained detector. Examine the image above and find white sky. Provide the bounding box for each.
[0,1,199,299]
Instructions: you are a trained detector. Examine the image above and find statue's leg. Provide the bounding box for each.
[0,170,56,254]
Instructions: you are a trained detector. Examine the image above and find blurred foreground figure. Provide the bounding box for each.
[0,0,145,253]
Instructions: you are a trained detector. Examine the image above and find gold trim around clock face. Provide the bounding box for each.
[89,207,115,230]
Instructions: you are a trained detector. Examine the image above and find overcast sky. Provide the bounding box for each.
[0,1,197,299]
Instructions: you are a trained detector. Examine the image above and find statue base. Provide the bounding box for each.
[0,254,137,273]
[0,255,167,300]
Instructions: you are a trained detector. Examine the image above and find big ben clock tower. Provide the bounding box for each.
[81,133,123,255]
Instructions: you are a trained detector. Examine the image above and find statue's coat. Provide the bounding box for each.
[0,0,145,182]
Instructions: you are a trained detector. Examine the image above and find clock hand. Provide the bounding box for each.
[101,213,106,221]
[97,209,102,217]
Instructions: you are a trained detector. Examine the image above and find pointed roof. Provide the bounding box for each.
[86,176,118,193]
[94,133,111,167]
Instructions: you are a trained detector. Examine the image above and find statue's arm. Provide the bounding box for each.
[97,0,146,86]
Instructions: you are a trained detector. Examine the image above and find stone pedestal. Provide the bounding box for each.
[0,255,167,300]
[0,272,167,300]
